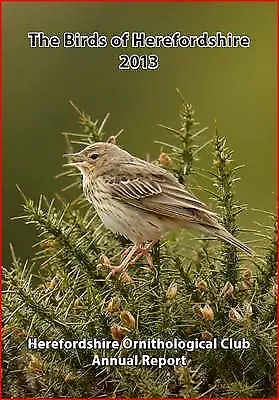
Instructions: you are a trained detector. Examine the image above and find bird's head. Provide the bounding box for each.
[64,142,125,176]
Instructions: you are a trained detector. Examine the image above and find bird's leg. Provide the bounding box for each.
[120,244,136,262]
[145,240,158,251]
[130,240,158,269]
[102,240,158,281]
[144,240,158,268]
[104,242,143,279]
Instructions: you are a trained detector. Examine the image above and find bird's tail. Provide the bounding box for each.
[213,227,254,256]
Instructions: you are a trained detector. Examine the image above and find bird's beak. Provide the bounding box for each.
[63,152,86,168]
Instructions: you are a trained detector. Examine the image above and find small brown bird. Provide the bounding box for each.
[65,142,253,277]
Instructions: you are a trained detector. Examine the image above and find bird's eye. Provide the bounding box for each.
[89,153,99,161]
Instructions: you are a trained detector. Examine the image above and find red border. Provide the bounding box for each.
[0,1,3,399]
[0,398,276,400]
[1,1,277,400]
[0,0,277,2]
[276,1,279,399]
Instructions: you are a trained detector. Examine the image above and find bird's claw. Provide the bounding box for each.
[100,255,134,284]
[130,247,154,269]
[100,240,156,284]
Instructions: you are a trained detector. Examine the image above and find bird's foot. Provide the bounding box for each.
[120,241,156,269]
[120,245,137,264]
[100,240,158,282]
[100,255,134,284]
[132,240,157,270]
[119,243,147,265]
[130,247,154,269]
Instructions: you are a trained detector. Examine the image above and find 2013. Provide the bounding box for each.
[119,54,159,70]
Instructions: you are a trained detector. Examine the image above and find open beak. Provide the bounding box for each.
[63,152,85,167]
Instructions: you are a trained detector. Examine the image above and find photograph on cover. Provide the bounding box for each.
[2,2,276,398]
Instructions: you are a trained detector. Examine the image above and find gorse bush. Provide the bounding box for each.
[3,93,276,398]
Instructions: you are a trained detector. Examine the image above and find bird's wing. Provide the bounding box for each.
[105,171,217,225]
[107,176,162,199]
[102,161,254,256]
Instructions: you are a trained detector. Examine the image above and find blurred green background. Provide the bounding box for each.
[3,2,276,266]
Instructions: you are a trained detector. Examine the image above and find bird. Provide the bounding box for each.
[65,142,253,278]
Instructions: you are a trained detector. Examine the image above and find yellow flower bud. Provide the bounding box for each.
[2,327,10,337]
[74,298,83,309]
[111,325,129,342]
[195,279,208,292]
[241,277,253,289]
[201,331,213,340]
[12,327,27,338]
[100,254,111,267]
[106,130,122,145]
[220,281,234,298]
[46,275,60,291]
[229,308,243,323]
[166,281,178,300]
[120,311,136,329]
[107,135,117,145]
[159,152,173,168]
[64,372,76,382]
[243,267,253,280]
[201,304,214,321]
[107,297,121,314]
[243,301,253,317]
[28,354,44,376]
